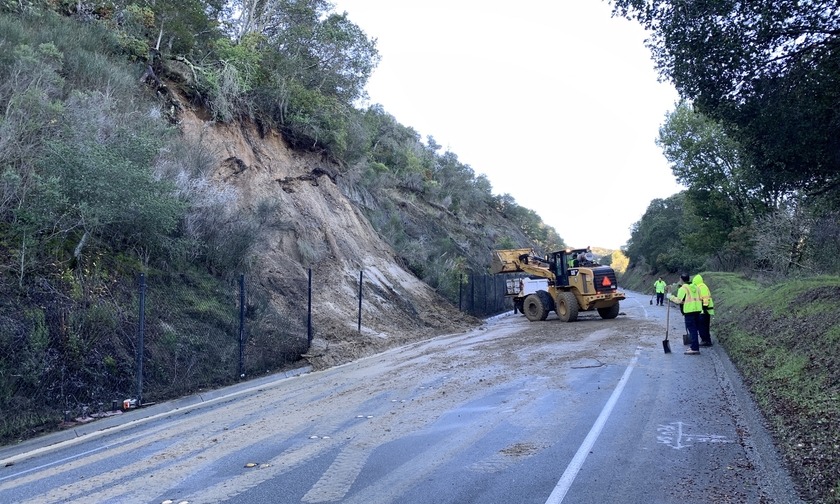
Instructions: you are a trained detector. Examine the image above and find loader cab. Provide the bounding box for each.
[552,250,571,287]
[553,248,595,287]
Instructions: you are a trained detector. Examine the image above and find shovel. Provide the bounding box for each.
[662,298,672,353]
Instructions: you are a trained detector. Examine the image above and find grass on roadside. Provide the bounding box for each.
[620,268,839,502]
[706,273,840,504]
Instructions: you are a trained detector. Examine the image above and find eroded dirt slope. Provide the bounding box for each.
[176,107,477,368]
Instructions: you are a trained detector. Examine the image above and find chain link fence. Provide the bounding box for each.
[0,268,520,444]
[457,272,523,318]
[0,270,311,444]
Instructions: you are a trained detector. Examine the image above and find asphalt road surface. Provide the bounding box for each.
[0,290,804,504]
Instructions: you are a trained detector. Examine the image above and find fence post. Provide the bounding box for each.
[492,275,496,314]
[307,268,313,347]
[483,275,488,315]
[136,272,146,406]
[458,274,463,311]
[492,275,497,313]
[358,270,363,333]
[491,276,495,314]
[238,273,245,378]
[470,274,475,316]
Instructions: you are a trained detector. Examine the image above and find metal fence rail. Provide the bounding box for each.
[458,272,520,318]
[0,270,309,442]
[0,268,518,443]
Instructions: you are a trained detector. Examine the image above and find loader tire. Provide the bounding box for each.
[523,293,549,322]
[537,291,553,319]
[557,291,579,322]
[598,302,620,320]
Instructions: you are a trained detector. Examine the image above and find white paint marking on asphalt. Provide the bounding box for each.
[544,348,640,504]
[0,444,108,483]
[627,291,651,319]
[656,422,733,449]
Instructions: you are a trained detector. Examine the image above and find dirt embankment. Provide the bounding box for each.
[175,106,478,369]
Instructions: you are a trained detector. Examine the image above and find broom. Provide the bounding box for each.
[662,297,672,353]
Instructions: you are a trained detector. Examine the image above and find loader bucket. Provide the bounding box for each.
[490,248,534,274]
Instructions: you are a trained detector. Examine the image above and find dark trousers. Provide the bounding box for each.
[698,313,712,344]
[684,312,701,351]
[656,293,665,306]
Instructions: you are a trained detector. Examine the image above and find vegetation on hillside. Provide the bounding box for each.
[1,0,563,285]
[714,275,840,503]
[0,1,563,443]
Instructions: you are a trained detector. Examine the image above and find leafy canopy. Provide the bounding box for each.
[612,0,840,201]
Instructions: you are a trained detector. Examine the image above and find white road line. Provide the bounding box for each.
[640,297,650,318]
[544,348,640,504]
[624,290,650,318]
[0,445,109,483]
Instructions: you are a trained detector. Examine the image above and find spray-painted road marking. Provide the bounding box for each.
[657,422,733,449]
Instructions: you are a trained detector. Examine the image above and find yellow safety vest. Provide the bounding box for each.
[654,279,666,294]
[671,283,702,313]
[693,275,715,315]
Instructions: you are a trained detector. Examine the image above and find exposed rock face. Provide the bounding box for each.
[177,109,477,369]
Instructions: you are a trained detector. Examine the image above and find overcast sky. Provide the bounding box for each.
[331,0,684,249]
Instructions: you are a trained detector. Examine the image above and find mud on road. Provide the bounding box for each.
[1,291,800,504]
[175,296,669,503]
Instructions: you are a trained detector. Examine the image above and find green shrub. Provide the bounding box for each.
[281,82,350,158]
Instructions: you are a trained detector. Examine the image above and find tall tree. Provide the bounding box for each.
[625,193,694,272]
[657,101,775,255]
[612,0,840,201]
[152,0,225,55]
[232,0,379,102]
[659,102,764,212]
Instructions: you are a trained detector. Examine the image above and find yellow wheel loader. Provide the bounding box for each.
[490,248,625,322]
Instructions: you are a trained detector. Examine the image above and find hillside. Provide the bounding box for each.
[0,58,609,443]
[171,88,486,367]
[0,5,564,444]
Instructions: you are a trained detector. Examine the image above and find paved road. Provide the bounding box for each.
[0,291,803,503]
